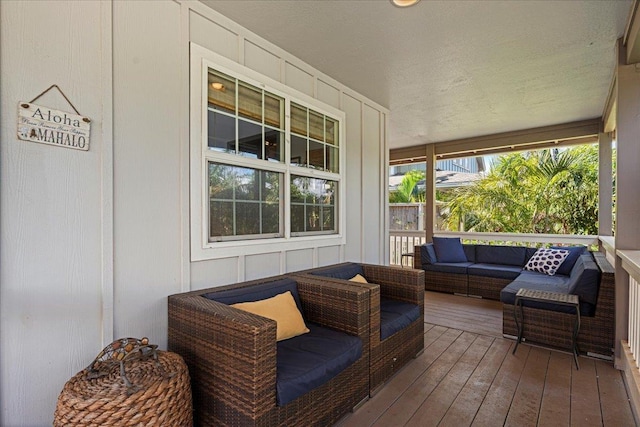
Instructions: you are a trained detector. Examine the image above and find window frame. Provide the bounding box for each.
[190,44,346,261]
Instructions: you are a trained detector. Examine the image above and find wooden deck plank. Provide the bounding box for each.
[595,360,636,426]
[504,346,551,427]
[570,359,603,426]
[407,335,495,426]
[372,331,478,426]
[471,343,531,426]
[339,327,462,427]
[537,351,572,426]
[335,292,633,427]
[438,338,512,427]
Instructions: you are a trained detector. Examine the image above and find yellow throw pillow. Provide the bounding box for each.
[231,291,309,341]
[349,274,368,283]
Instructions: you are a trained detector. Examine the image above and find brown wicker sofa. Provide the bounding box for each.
[168,274,371,426]
[502,252,615,358]
[295,262,425,395]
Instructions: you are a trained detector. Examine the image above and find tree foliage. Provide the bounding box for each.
[443,146,600,234]
[389,170,425,203]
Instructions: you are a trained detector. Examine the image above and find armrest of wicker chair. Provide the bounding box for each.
[361,264,424,310]
[294,274,370,340]
[168,293,278,423]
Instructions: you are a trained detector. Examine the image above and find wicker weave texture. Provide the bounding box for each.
[414,245,469,295]
[168,274,370,427]
[468,275,512,300]
[295,263,425,395]
[54,351,192,427]
[503,252,615,357]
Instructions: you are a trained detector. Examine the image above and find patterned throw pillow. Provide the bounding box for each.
[524,248,570,276]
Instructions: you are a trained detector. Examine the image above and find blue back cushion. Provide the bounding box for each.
[276,324,362,406]
[420,243,438,265]
[552,246,587,276]
[203,277,303,312]
[309,263,364,280]
[432,237,467,263]
[463,245,476,263]
[475,245,527,266]
[567,253,600,306]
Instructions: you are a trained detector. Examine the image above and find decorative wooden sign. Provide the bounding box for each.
[17,102,91,151]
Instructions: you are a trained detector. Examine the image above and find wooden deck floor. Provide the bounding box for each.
[337,292,636,427]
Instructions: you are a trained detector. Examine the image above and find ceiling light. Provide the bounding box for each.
[391,0,420,7]
[211,82,224,91]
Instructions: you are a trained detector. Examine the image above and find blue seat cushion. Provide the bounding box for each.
[500,278,594,316]
[203,278,303,312]
[552,246,587,276]
[309,263,364,280]
[424,262,473,275]
[276,323,362,406]
[475,245,527,266]
[467,263,522,280]
[379,298,421,340]
[433,237,468,263]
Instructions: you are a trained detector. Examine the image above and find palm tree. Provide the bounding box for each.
[444,146,600,234]
[389,170,425,203]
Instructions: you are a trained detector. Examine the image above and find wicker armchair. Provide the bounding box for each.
[168,274,370,426]
[296,262,425,395]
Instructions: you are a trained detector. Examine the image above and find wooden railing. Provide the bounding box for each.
[619,251,640,367]
[389,230,600,266]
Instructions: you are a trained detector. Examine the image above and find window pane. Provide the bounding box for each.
[306,206,321,231]
[291,103,307,136]
[262,202,280,233]
[290,204,305,233]
[238,83,262,122]
[265,93,284,129]
[238,119,262,159]
[290,135,307,167]
[290,175,337,235]
[209,162,282,240]
[290,176,306,203]
[209,163,235,200]
[326,146,339,173]
[327,181,336,205]
[322,206,335,231]
[309,110,324,141]
[207,111,235,153]
[236,202,260,235]
[210,200,234,237]
[265,129,283,162]
[308,140,324,170]
[262,171,281,201]
[326,118,338,146]
[208,70,236,114]
[235,168,260,201]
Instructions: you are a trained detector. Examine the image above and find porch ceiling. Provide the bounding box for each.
[201,0,631,149]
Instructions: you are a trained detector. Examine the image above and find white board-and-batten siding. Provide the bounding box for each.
[0,1,389,425]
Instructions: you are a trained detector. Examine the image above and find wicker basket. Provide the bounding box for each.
[54,350,192,426]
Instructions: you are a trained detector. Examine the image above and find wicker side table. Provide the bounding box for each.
[54,350,192,426]
[513,288,581,369]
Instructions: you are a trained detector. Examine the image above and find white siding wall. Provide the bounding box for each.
[0,2,108,425]
[0,1,388,424]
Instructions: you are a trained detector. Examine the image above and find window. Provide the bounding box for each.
[191,46,345,258]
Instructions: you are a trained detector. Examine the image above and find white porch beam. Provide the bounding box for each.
[614,37,640,369]
[425,144,435,243]
[624,0,640,64]
[599,132,613,237]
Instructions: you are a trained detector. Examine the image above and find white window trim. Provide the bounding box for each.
[190,43,346,261]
